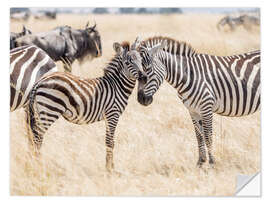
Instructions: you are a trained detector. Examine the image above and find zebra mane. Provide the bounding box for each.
[103,41,130,75]
[140,36,196,56]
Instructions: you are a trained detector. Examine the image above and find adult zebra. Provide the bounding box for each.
[27,39,145,172]
[137,36,260,167]
[10,45,58,112]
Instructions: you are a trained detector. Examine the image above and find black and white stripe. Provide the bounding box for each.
[27,40,143,172]
[137,36,260,167]
[10,45,58,111]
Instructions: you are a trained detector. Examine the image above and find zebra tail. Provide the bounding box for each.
[28,83,39,135]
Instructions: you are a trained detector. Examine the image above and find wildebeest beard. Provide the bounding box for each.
[75,30,102,65]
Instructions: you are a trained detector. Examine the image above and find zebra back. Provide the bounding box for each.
[10,45,58,111]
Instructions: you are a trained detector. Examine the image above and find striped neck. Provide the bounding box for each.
[155,51,193,89]
[103,56,136,95]
[140,37,197,89]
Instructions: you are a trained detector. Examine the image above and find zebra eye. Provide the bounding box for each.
[125,61,130,66]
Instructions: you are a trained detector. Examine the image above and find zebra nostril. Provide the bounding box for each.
[138,90,145,104]
[142,75,147,84]
[146,96,153,105]
[137,90,152,106]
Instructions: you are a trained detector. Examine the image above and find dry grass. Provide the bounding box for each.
[10,13,260,196]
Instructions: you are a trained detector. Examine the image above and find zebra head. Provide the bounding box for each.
[137,40,167,106]
[113,37,146,81]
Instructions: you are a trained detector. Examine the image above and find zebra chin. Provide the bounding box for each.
[137,90,153,106]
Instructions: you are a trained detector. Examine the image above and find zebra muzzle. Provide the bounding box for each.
[137,90,153,106]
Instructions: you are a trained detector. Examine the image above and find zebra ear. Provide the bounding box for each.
[131,37,142,50]
[148,41,166,57]
[113,42,124,55]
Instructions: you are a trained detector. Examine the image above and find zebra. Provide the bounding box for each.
[217,15,260,31]
[10,44,58,112]
[137,36,260,167]
[26,38,146,172]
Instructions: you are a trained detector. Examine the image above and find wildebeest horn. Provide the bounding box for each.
[91,21,97,30]
[85,21,89,28]
[131,37,142,50]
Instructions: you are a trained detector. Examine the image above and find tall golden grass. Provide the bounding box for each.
[10,13,260,196]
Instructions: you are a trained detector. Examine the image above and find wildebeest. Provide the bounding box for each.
[10,12,30,21]
[34,11,57,20]
[217,14,260,31]
[10,25,32,49]
[14,22,102,72]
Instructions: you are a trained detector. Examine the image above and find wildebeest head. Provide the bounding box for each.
[22,25,32,35]
[78,21,102,63]
[10,25,32,49]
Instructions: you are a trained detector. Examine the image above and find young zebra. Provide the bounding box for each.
[10,45,58,112]
[27,39,145,172]
[137,36,260,167]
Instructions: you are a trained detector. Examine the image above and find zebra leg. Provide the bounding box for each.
[104,112,120,172]
[189,113,207,167]
[25,105,35,151]
[201,111,215,165]
[27,87,63,156]
[27,104,45,155]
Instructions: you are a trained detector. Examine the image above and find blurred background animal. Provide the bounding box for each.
[33,11,57,20]
[10,25,32,49]
[14,22,102,72]
[10,11,30,21]
[217,14,260,31]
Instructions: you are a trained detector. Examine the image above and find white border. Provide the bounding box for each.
[3,0,270,202]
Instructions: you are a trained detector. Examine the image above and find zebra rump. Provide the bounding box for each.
[10,45,58,111]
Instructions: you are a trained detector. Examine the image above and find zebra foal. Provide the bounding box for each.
[137,36,260,167]
[27,39,145,172]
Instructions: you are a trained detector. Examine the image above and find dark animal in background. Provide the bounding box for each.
[217,14,260,31]
[34,11,57,20]
[10,25,32,49]
[14,22,102,72]
[10,12,30,21]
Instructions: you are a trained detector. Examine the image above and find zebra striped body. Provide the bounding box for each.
[10,45,58,111]
[137,37,260,166]
[27,41,144,172]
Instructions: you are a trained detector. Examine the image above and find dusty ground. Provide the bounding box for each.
[10,13,260,196]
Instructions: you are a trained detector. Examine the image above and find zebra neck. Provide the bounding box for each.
[158,52,191,89]
[103,71,136,97]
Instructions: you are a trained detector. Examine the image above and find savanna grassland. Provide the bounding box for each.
[10,13,260,196]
